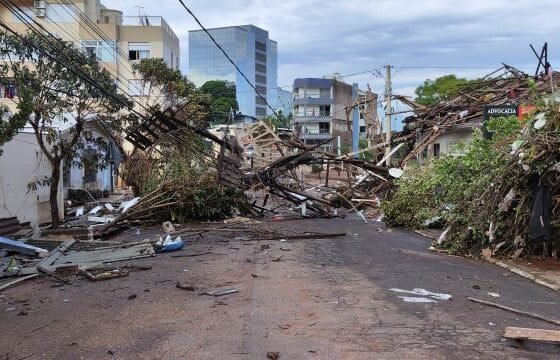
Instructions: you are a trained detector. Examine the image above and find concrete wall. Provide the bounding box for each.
[0,133,64,225]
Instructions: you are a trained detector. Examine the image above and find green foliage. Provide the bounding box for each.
[382,116,521,232]
[198,80,238,123]
[132,58,197,113]
[262,110,292,129]
[140,140,250,221]
[415,74,475,106]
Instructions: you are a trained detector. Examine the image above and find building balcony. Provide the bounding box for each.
[293,115,332,123]
[293,97,333,106]
[299,132,332,140]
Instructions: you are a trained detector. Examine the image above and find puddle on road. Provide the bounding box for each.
[389,288,452,302]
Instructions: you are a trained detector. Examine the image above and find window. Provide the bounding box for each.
[434,143,441,157]
[255,41,266,52]
[256,96,267,105]
[47,4,75,23]
[319,105,330,116]
[255,74,266,84]
[360,126,366,133]
[128,43,151,61]
[319,122,330,134]
[81,40,116,62]
[255,52,266,62]
[320,88,331,98]
[255,63,266,73]
[11,7,34,23]
[256,107,266,116]
[256,85,267,95]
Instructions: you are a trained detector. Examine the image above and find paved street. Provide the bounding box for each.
[1,218,559,359]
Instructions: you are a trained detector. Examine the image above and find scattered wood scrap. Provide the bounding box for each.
[503,327,560,343]
[467,297,560,326]
[0,274,40,292]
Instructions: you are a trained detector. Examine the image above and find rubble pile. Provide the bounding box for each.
[399,66,560,164]
[445,100,560,257]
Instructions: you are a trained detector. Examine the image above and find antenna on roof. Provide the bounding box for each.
[134,6,145,25]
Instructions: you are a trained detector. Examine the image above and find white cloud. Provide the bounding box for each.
[109,0,560,97]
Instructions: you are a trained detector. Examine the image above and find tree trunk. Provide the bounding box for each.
[49,158,62,229]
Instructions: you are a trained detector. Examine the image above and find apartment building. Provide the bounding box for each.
[0,0,179,225]
[189,25,278,118]
[0,0,180,110]
[292,76,358,152]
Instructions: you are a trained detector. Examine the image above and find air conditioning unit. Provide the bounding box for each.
[34,1,46,17]
[35,8,46,17]
[34,0,46,9]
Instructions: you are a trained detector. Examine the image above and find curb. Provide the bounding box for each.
[419,230,560,294]
[486,259,560,293]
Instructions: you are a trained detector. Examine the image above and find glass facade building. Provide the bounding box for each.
[189,25,278,118]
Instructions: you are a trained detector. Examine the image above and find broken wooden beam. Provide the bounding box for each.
[467,297,560,326]
[503,327,560,343]
[0,274,40,292]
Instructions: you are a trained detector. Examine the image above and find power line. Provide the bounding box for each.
[0,1,147,122]
[176,0,279,118]
[33,1,153,108]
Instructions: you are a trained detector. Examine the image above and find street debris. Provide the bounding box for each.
[266,352,280,360]
[503,327,560,344]
[176,282,196,291]
[389,288,452,303]
[154,235,186,253]
[203,287,239,296]
[467,297,560,326]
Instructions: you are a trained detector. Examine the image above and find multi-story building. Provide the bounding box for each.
[0,0,179,112]
[189,25,278,118]
[275,88,293,119]
[293,76,359,152]
[0,0,179,225]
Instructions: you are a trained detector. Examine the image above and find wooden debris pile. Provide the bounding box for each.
[400,66,560,164]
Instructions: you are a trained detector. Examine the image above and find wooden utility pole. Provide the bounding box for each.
[384,65,392,165]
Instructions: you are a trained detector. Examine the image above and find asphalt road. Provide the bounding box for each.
[1,217,559,359]
[300,217,560,359]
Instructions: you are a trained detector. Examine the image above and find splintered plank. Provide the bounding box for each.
[503,327,560,343]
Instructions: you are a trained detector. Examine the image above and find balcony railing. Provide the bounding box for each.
[293,94,331,100]
[300,133,332,140]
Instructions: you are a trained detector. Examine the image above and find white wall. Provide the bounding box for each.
[0,133,64,226]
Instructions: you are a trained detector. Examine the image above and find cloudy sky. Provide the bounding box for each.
[112,0,560,98]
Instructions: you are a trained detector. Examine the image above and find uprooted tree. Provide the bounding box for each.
[0,31,132,228]
[120,59,248,222]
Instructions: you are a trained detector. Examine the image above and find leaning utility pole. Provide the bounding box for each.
[384,65,392,165]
